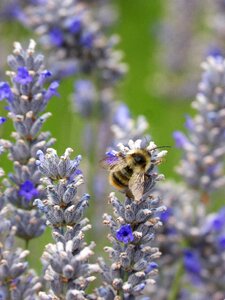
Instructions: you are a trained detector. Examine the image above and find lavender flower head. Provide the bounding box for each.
[0,168,41,299]
[145,181,205,299]
[111,103,149,146]
[146,179,225,300]
[0,40,59,240]
[35,148,100,299]
[25,0,127,84]
[97,139,167,299]
[73,79,97,118]
[174,55,225,199]
[179,206,225,299]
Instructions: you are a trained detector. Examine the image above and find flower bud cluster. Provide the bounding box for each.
[174,56,225,196]
[25,0,127,85]
[147,181,225,300]
[154,0,203,99]
[73,79,115,121]
[154,0,225,100]
[146,181,205,299]
[0,40,59,241]
[111,103,149,146]
[180,206,225,300]
[147,54,225,299]
[96,139,167,299]
[0,0,25,22]
[35,148,100,299]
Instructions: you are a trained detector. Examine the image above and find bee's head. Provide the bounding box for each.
[128,149,151,170]
[132,153,146,164]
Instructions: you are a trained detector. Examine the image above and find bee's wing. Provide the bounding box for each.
[128,173,145,201]
[100,153,127,171]
[129,173,153,201]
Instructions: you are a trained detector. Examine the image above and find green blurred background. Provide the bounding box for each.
[0,1,196,272]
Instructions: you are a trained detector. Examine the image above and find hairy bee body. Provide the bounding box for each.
[102,149,152,200]
[109,166,133,193]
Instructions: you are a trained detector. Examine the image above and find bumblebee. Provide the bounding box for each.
[100,148,155,201]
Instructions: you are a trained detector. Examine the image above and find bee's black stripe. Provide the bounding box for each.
[112,172,129,187]
[122,166,133,177]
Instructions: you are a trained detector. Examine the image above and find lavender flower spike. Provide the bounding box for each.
[96,139,167,299]
[35,148,100,299]
[175,55,225,201]
[111,102,149,146]
[0,40,58,240]
[25,0,127,84]
[0,171,41,299]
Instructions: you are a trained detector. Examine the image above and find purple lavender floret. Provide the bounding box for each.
[116,224,134,244]
[14,66,33,85]
[44,81,59,101]
[0,82,13,102]
[18,180,39,202]
[105,150,119,164]
[37,70,52,85]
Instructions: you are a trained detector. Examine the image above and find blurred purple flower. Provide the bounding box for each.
[206,46,223,59]
[208,208,225,232]
[183,249,202,283]
[159,207,173,223]
[218,235,225,250]
[49,27,64,46]
[81,32,94,48]
[113,103,131,128]
[184,114,194,131]
[173,131,189,148]
[116,224,134,243]
[0,3,25,22]
[69,18,82,34]
[0,117,7,125]
[74,79,96,116]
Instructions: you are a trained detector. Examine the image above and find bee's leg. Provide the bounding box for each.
[125,189,134,200]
